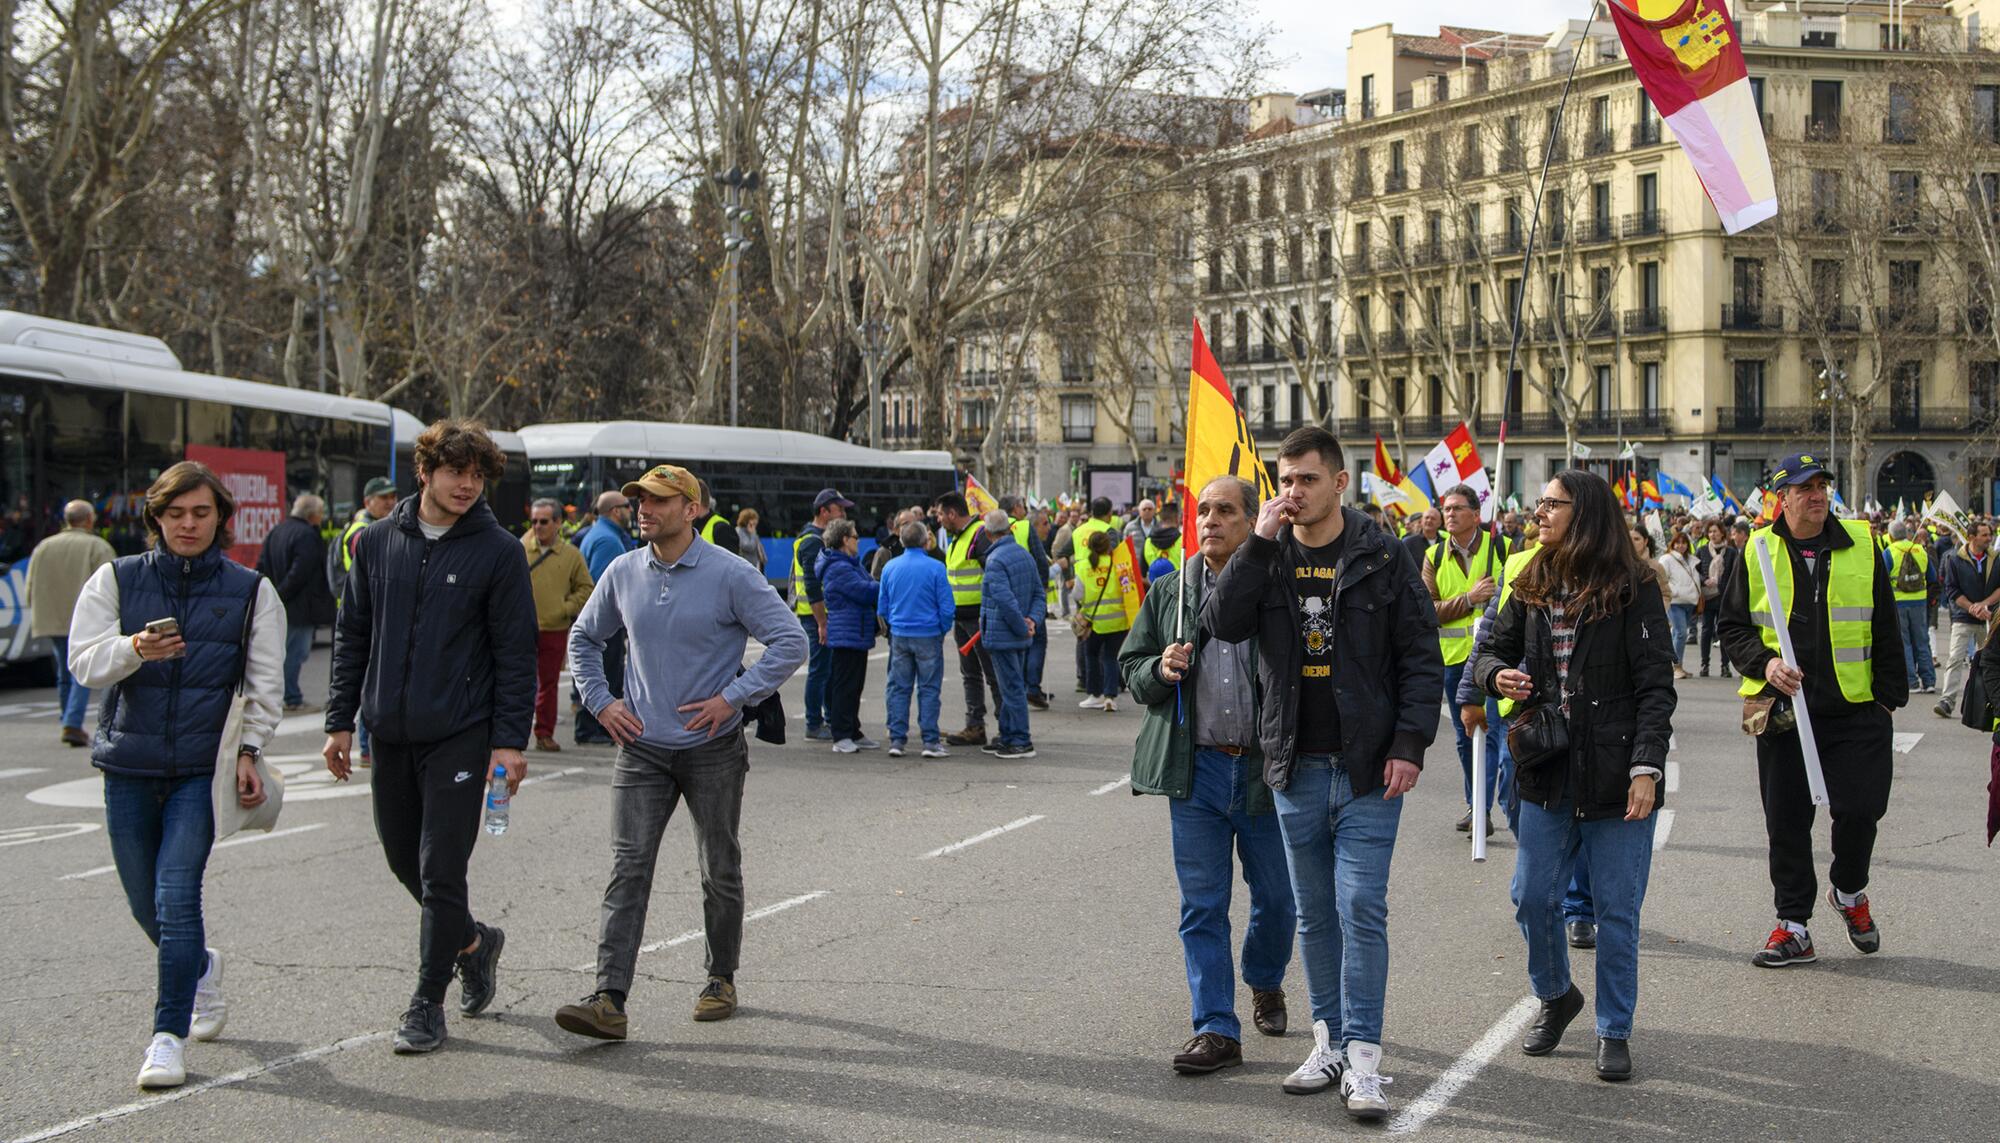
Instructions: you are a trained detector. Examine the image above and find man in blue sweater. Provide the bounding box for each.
[879,520,957,757]
[573,491,636,744]
[980,510,1046,759]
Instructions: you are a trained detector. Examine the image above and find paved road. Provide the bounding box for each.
[1,630,1995,1142]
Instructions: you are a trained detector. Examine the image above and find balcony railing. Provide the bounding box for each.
[1883,119,1919,144]
[1349,172,1375,201]
[1346,248,1372,274]
[1629,120,1662,148]
[1413,240,1444,266]
[1717,404,1983,435]
[1623,307,1668,334]
[1720,303,1785,331]
[1459,152,1485,179]
[1620,209,1665,238]
[1545,136,1570,163]
[1579,309,1616,339]
[1876,304,1939,332]
[1497,141,1525,172]
[1579,215,1618,244]
[1490,230,1526,256]
[1450,322,1489,347]
[1384,169,1409,193]
[1802,304,1861,332]
[1394,90,1414,112]
[1356,99,1376,120]
[1805,115,1843,142]
[1585,129,1616,156]
[1570,408,1670,435]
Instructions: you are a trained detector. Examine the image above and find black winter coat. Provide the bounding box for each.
[257,516,335,627]
[1472,573,1677,821]
[326,495,538,749]
[1204,508,1444,796]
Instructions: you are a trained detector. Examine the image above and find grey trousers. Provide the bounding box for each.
[595,731,749,995]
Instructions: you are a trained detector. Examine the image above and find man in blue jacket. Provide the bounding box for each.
[979,510,1045,759]
[322,420,538,1057]
[574,490,637,744]
[879,519,957,757]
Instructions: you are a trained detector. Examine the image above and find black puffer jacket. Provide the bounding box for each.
[1203,508,1443,796]
[257,515,335,627]
[326,495,537,749]
[1472,572,1677,821]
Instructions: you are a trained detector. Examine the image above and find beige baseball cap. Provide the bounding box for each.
[621,463,702,503]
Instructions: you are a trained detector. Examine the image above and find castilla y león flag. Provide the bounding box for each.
[1184,320,1276,543]
[1609,0,1776,234]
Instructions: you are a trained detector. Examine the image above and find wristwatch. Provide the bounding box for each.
[237,744,262,761]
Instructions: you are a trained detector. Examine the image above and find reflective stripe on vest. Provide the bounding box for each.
[1738,519,1876,703]
[1494,547,1540,718]
[791,528,818,616]
[1430,532,1502,666]
[946,526,982,607]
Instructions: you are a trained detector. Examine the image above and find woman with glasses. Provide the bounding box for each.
[1473,471,1677,1083]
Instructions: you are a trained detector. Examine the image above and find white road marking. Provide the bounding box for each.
[1089,776,1130,796]
[519,766,585,787]
[0,767,48,780]
[869,650,889,661]
[9,1031,390,1143]
[1668,733,1677,754]
[61,823,328,881]
[1893,731,1923,754]
[1653,808,1676,852]
[922,814,1045,859]
[570,891,828,971]
[1664,761,1680,794]
[272,711,324,738]
[1388,996,1540,1135]
[0,822,99,848]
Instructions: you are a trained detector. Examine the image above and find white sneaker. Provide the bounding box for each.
[832,739,859,754]
[1078,696,1106,710]
[1340,1040,1392,1120]
[921,743,950,758]
[1283,1018,1344,1094]
[190,948,226,1041]
[1101,698,1118,712]
[853,737,881,750]
[137,1032,186,1089]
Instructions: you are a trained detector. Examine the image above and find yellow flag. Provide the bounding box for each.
[1183,320,1275,539]
[1113,536,1145,625]
[963,472,999,517]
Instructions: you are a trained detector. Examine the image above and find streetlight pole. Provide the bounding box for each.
[1820,365,1846,488]
[712,166,761,426]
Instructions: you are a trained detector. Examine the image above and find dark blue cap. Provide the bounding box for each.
[1769,452,1832,488]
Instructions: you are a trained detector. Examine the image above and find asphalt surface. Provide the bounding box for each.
[2,626,1996,1142]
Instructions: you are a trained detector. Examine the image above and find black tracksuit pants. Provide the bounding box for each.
[372,722,491,1004]
[1755,703,1895,923]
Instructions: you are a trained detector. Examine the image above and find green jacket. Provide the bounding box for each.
[1118,562,1273,813]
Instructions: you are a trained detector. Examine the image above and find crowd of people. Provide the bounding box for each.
[35,414,1998,1122]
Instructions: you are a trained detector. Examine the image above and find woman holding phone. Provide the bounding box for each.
[68,462,286,1090]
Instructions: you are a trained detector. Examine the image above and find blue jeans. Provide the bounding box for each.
[1273,754,1402,1048]
[283,624,313,707]
[800,614,829,729]
[104,772,215,1038]
[51,635,89,729]
[1446,663,1505,816]
[1898,600,1936,688]
[988,646,1031,747]
[1171,748,1295,1039]
[1513,798,1655,1040]
[1027,620,1048,695]
[885,634,946,745]
[1563,861,1595,924]
[1668,603,1694,668]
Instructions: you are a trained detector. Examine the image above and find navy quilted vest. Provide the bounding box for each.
[92,546,261,779]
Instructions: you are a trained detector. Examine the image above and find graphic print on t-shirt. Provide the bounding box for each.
[1292,534,1344,754]
[1299,576,1334,671]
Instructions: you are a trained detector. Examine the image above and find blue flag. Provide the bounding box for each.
[1657,472,1696,501]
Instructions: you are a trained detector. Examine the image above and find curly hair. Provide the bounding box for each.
[143,461,236,552]
[413,419,507,483]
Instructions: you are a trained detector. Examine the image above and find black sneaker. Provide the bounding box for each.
[455,923,504,1016]
[1751,924,1816,967]
[980,740,1004,754]
[993,742,1037,758]
[393,997,447,1054]
[805,725,834,741]
[1027,692,1050,711]
[1827,889,1881,954]
[1566,920,1598,949]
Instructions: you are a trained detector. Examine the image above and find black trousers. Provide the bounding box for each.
[1755,703,1894,923]
[573,632,627,743]
[1698,607,1720,671]
[372,722,491,1004]
[952,605,999,727]
[827,646,869,741]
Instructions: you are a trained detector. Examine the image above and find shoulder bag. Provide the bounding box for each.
[1072,565,1108,639]
[213,589,284,840]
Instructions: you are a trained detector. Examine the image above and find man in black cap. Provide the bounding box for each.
[790,489,852,741]
[1719,452,1904,970]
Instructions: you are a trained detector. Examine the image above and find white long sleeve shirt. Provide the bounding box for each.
[68,563,288,751]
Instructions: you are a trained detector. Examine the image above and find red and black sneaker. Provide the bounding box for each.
[1827,889,1881,954]
[1751,924,1816,968]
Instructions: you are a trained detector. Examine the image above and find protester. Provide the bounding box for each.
[1719,452,1904,969]
[330,477,398,765]
[1978,619,2000,843]
[1051,508,1079,618]
[1401,507,1441,565]
[1659,530,1701,680]
[1121,475,1295,1076]
[735,508,766,575]
[1000,495,1054,710]
[323,420,537,1055]
[24,499,115,746]
[1475,470,1676,1083]
[1078,529,1131,711]
[1885,520,1936,694]
[572,491,637,745]
[879,519,955,758]
[556,463,808,1041]
[1145,522,1183,583]
[1695,519,1731,678]
[255,493,334,712]
[1204,426,1442,1120]
[696,480,739,556]
[1937,520,1999,718]
[935,492,1002,745]
[1422,483,1507,836]
[69,462,285,1088]
[1124,498,1158,543]
[1072,500,1118,693]
[978,509,1043,758]
[524,499,594,752]
[791,489,849,741]
[817,518,881,753]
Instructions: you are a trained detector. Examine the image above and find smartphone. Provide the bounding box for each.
[144,617,181,638]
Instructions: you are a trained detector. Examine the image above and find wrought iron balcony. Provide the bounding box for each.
[1720,304,1786,332]
[1623,307,1668,335]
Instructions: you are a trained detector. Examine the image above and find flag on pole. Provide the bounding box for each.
[1419,423,1495,521]
[1656,472,1697,502]
[1372,434,1431,516]
[1640,479,1664,510]
[1184,321,1276,545]
[1710,473,1740,513]
[1113,536,1147,625]
[1608,0,1777,234]
[962,471,999,517]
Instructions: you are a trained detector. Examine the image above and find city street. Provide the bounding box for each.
[2,629,1995,1142]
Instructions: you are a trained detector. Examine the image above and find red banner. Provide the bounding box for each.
[186,445,287,566]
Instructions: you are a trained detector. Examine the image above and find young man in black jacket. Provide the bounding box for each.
[322,420,538,1055]
[1203,426,1442,1121]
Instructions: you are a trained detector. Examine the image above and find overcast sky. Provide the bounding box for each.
[1258,1,1595,94]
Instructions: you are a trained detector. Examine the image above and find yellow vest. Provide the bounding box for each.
[1072,517,1113,565]
[702,515,733,547]
[1493,547,1541,717]
[1886,539,1928,603]
[1143,535,1184,569]
[945,526,982,608]
[790,528,820,616]
[1738,519,1876,704]
[339,513,370,572]
[1078,556,1131,633]
[1430,531,1507,666]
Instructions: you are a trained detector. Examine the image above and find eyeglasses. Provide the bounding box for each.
[1533,497,1573,514]
[533,518,556,527]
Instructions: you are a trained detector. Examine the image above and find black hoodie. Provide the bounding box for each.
[326,494,538,748]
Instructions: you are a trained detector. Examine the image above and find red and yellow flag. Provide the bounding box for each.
[962,471,999,517]
[1184,320,1276,543]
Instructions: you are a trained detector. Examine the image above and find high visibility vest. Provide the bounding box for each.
[1886,539,1929,603]
[1078,557,1131,633]
[339,513,370,572]
[1493,547,1540,718]
[1071,517,1113,565]
[1430,531,1506,666]
[1143,535,1183,569]
[1010,518,1032,550]
[945,526,982,608]
[791,527,821,616]
[702,515,732,547]
[1739,519,1876,704]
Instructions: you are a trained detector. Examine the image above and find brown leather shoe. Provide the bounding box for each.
[555,992,628,1040]
[692,976,737,1021]
[1172,1032,1243,1074]
[1252,988,1288,1036]
[944,725,986,746]
[534,736,562,752]
[60,726,89,748]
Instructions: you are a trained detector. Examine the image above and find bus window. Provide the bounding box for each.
[39,380,127,549]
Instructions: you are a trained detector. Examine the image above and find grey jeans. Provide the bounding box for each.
[595,731,749,995]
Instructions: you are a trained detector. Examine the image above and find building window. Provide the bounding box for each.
[1977,86,2000,143]
[1733,360,1766,419]
[1261,384,1276,427]
[1258,170,1276,218]
[1232,176,1249,223]
[1287,233,1304,281]
[1389,139,1406,178]
[1642,362,1661,413]
[1972,362,2000,427]
[1285,164,1305,212]
[1206,250,1222,293]
[1749,76,1765,117]
[1318,301,1333,347]
[1317,228,1333,274]
[1290,384,1304,423]
[1360,74,1376,117]
[1233,311,1250,358]
[1061,396,1096,443]
[1427,375,1443,417]
[1639,261,1660,310]
[1890,361,1921,429]
[1637,171,1657,217]
[1809,79,1842,138]
[1593,364,1613,414]
[1133,395,1156,443]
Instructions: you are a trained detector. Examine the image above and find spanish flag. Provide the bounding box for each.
[1114,536,1147,624]
[1370,435,1432,516]
[1183,320,1276,543]
[962,471,999,517]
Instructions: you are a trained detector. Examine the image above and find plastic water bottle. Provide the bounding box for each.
[483,764,510,836]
